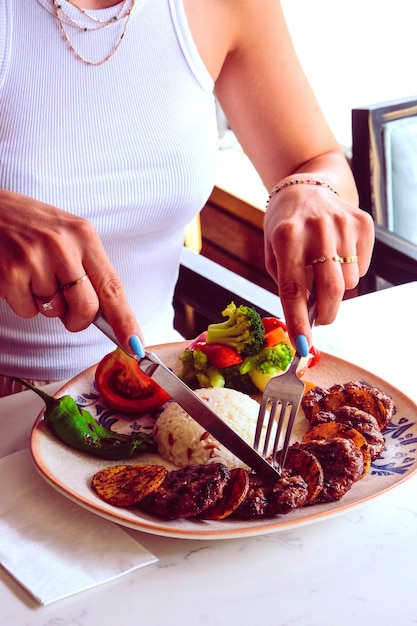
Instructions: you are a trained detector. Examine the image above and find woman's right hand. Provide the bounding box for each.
[0,189,144,354]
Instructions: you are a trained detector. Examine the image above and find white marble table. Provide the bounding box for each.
[1,282,417,626]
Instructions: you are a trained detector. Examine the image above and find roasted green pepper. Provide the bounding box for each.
[16,378,155,459]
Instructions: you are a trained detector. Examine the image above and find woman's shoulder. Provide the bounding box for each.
[183,0,289,80]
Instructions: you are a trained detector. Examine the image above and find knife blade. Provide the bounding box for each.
[139,351,280,480]
[93,311,280,480]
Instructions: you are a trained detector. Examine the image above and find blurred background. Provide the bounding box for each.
[281,0,417,149]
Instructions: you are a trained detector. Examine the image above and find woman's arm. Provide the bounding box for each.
[189,0,374,348]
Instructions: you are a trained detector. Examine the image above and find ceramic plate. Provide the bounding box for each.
[30,343,417,540]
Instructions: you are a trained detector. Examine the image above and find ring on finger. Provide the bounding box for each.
[311,255,327,265]
[33,291,60,312]
[60,273,88,290]
[306,255,327,268]
[333,255,359,264]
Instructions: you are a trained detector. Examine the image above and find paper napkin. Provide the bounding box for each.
[0,449,157,605]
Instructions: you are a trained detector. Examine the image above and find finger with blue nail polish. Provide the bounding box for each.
[295,334,309,357]
[129,334,145,358]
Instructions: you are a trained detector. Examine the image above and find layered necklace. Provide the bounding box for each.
[51,0,136,66]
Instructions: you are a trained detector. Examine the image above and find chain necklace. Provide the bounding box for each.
[51,0,136,66]
[65,0,130,26]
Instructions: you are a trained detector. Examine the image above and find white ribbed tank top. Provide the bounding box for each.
[0,0,218,379]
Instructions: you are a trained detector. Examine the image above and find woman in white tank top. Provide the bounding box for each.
[0,0,373,392]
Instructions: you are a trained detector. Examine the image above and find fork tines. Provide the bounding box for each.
[253,358,306,473]
[253,282,317,474]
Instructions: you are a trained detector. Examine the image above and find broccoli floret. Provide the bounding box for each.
[178,349,225,389]
[220,364,259,395]
[196,367,225,389]
[240,343,293,375]
[178,348,208,387]
[206,302,265,356]
[239,343,293,392]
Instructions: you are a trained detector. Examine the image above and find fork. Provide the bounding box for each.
[253,283,317,473]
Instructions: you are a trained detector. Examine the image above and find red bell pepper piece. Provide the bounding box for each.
[261,317,287,334]
[307,345,321,368]
[261,317,291,347]
[195,342,243,369]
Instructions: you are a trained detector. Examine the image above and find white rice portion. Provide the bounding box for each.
[153,387,274,470]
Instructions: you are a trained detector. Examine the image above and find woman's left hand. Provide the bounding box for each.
[264,179,375,350]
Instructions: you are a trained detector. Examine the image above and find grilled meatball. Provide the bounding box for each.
[296,437,364,503]
[231,473,308,520]
[139,463,230,519]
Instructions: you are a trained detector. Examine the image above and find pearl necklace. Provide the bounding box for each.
[51,0,136,66]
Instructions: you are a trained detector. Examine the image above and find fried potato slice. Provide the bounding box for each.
[302,422,371,479]
[279,446,324,504]
[198,468,250,520]
[92,464,167,507]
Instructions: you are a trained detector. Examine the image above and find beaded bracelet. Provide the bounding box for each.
[266,177,341,207]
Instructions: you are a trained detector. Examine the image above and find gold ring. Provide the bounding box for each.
[311,256,327,265]
[60,274,88,290]
[333,255,359,264]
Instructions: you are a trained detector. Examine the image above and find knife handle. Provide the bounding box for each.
[93,309,121,347]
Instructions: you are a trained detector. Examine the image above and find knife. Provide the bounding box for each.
[93,311,280,480]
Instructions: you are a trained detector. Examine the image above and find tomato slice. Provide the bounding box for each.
[95,348,170,413]
[196,342,243,368]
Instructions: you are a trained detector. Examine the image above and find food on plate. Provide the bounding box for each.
[15,378,155,459]
[95,347,170,413]
[274,447,324,504]
[179,302,319,394]
[230,473,309,520]
[138,463,231,519]
[308,407,385,460]
[301,380,395,430]
[218,362,261,395]
[295,438,364,503]
[178,347,230,389]
[239,344,294,392]
[92,464,167,506]
[153,387,275,470]
[90,434,359,519]
[205,301,266,356]
[88,371,397,521]
[194,343,244,369]
[91,460,309,520]
[296,379,396,498]
[301,422,371,480]
[195,468,250,520]
[261,316,290,347]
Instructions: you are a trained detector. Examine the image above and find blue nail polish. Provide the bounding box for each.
[129,334,145,358]
[295,334,309,357]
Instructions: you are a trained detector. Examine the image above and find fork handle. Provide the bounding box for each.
[291,282,317,368]
[307,280,317,328]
